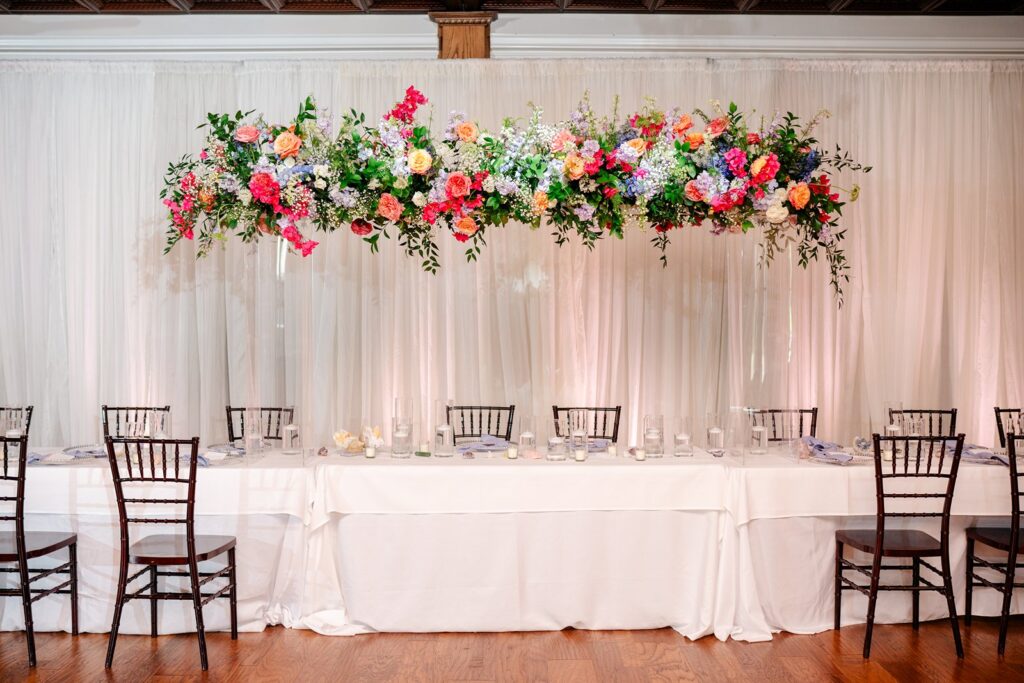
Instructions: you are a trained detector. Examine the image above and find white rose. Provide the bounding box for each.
[314,179,327,190]
[283,157,296,169]
[313,164,330,178]
[482,175,495,193]
[394,176,409,190]
[237,189,253,206]
[765,203,789,224]
[412,192,427,207]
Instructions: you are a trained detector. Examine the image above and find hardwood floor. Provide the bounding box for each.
[1,619,1022,682]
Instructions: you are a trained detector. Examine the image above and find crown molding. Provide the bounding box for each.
[491,34,1024,59]
[0,29,1021,60]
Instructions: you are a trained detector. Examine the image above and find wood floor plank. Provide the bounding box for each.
[0,618,1022,682]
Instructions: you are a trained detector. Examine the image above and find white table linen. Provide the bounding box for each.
[3,446,1020,643]
[0,452,312,635]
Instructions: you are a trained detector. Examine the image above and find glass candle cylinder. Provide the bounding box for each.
[282,423,301,454]
[643,414,664,457]
[673,416,693,457]
[750,425,768,455]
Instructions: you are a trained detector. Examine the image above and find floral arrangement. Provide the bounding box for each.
[162,87,869,299]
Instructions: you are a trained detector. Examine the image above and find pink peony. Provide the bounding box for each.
[376,193,403,223]
[445,172,471,199]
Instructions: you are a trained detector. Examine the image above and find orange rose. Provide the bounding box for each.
[563,154,586,181]
[455,121,479,143]
[454,215,478,237]
[445,172,471,199]
[198,188,216,211]
[376,193,403,223]
[685,132,704,149]
[273,131,302,158]
[672,115,693,137]
[788,183,811,210]
[532,191,551,214]
[684,180,704,202]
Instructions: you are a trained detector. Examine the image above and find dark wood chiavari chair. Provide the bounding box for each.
[101,405,171,438]
[888,408,957,437]
[225,406,295,444]
[834,433,965,659]
[747,408,818,441]
[446,405,515,442]
[552,406,622,443]
[0,435,78,667]
[0,406,33,435]
[104,436,237,671]
[994,407,1023,449]
[965,433,1024,654]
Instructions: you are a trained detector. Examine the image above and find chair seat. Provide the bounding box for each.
[0,531,76,562]
[967,525,1024,552]
[836,528,941,557]
[129,534,235,565]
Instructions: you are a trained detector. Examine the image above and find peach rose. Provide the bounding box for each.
[685,132,704,149]
[454,215,479,237]
[376,193,403,223]
[706,118,728,137]
[273,131,302,158]
[788,183,811,210]
[749,156,767,178]
[563,154,586,181]
[445,172,471,199]
[532,190,551,214]
[672,115,693,137]
[234,125,261,144]
[625,138,648,156]
[455,121,479,143]
[551,129,575,153]
[408,148,433,175]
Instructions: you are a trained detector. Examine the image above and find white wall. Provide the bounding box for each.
[1,14,1023,59]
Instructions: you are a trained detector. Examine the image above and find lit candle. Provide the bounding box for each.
[574,448,586,462]
[708,427,723,450]
[635,447,646,461]
[608,443,617,457]
[365,446,376,459]
[507,445,518,460]
[419,442,429,453]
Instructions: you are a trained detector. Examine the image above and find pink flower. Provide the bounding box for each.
[551,129,575,153]
[445,172,471,199]
[724,148,747,178]
[299,240,318,257]
[746,132,761,145]
[199,150,208,160]
[707,118,728,137]
[234,125,261,143]
[376,193,403,223]
[249,173,281,209]
[603,186,618,199]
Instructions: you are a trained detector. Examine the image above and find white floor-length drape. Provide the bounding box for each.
[1,59,1022,448]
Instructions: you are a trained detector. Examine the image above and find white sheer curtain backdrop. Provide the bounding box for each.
[1,59,1022,448]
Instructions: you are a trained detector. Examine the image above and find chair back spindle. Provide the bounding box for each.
[747,408,818,441]
[888,408,957,437]
[101,405,171,439]
[446,405,515,442]
[551,406,621,442]
[225,406,295,444]
[995,408,1023,449]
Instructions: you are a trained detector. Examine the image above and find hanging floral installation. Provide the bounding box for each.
[161,87,870,300]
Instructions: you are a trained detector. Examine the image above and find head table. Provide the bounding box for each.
[0,446,1018,642]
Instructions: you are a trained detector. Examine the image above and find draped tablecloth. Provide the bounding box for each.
[305,452,732,638]
[725,451,1021,640]
[0,451,313,635]
[3,447,1020,642]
